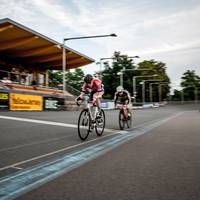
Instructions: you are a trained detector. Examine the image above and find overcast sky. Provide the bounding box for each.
[0,0,200,89]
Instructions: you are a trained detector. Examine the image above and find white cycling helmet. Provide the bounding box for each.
[116,86,124,92]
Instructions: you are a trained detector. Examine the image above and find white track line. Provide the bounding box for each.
[11,166,23,170]
[0,115,116,133]
[0,114,173,172]
[0,131,122,172]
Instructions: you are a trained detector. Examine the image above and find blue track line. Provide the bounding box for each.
[0,112,183,200]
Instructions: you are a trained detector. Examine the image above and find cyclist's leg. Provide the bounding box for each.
[94,91,104,111]
[127,103,132,116]
[88,102,94,121]
[88,91,95,120]
[123,104,129,119]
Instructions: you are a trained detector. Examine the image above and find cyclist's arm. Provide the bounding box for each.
[114,92,119,107]
[124,91,131,104]
[80,84,90,97]
[127,92,131,104]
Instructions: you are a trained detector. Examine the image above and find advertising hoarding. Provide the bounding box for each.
[44,97,65,110]
[10,93,43,111]
[0,92,9,110]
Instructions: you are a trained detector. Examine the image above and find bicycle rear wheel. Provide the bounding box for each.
[95,109,105,136]
[78,109,91,140]
[119,110,125,130]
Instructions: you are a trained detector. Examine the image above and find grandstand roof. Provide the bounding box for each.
[0,18,94,70]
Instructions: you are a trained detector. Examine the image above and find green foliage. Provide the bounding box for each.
[102,51,137,99]
[181,70,200,88]
[48,70,62,88]
[180,70,200,101]
[137,60,170,102]
[171,89,182,101]
[48,68,85,91]
[66,68,85,90]
[101,52,170,102]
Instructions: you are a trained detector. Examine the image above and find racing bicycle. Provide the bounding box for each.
[76,97,105,141]
[116,104,132,130]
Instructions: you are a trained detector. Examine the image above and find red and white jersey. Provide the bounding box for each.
[82,78,103,93]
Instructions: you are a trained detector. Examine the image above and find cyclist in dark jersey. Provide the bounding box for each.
[114,86,132,117]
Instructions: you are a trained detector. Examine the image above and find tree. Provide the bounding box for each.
[180,70,200,101]
[66,68,85,91]
[48,70,62,88]
[102,51,136,99]
[136,60,170,102]
[171,89,182,101]
[181,70,200,88]
[48,68,85,92]
[101,53,170,101]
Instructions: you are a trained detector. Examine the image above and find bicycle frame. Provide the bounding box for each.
[83,95,99,121]
[77,96,105,140]
[116,104,129,120]
[117,104,132,130]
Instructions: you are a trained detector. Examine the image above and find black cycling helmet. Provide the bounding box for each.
[84,74,93,83]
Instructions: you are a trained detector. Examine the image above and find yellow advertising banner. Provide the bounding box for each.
[10,93,43,111]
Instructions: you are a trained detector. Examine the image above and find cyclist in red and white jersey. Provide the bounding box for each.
[76,74,104,112]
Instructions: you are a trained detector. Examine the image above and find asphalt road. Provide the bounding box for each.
[0,104,200,200]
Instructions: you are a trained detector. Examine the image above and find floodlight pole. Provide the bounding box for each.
[99,56,139,81]
[133,74,158,104]
[141,79,162,104]
[119,56,140,87]
[62,33,117,92]
[149,82,168,102]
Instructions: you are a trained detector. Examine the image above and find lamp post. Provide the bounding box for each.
[158,83,169,103]
[133,74,158,104]
[149,83,158,103]
[149,82,169,102]
[98,57,115,79]
[100,55,139,82]
[118,56,140,87]
[141,79,162,105]
[62,33,117,92]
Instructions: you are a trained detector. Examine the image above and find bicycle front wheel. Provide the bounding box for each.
[95,109,105,136]
[126,112,132,129]
[78,109,91,140]
[119,110,125,130]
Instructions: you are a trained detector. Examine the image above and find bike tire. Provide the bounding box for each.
[119,110,125,130]
[78,109,91,140]
[95,109,105,136]
[126,112,132,129]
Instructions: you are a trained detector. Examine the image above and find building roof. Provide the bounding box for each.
[0,18,94,70]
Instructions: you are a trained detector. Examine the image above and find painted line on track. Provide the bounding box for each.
[0,115,116,133]
[0,116,171,171]
[0,132,121,172]
[0,115,164,153]
[0,112,184,200]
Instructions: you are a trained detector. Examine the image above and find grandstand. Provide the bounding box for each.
[0,18,94,111]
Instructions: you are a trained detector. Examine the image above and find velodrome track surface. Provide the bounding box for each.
[0,104,200,200]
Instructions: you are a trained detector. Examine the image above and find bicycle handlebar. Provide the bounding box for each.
[75,96,84,106]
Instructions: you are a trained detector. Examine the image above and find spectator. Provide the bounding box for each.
[1,77,12,84]
[20,70,27,85]
[10,68,20,82]
[31,79,37,90]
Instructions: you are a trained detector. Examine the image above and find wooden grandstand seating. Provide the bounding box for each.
[6,83,73,96]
